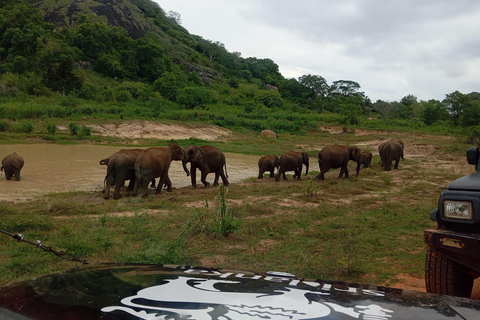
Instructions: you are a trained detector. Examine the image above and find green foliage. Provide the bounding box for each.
[12,121,33,133]
[0,120,9,132]
[46,122,57,134]
[255,90,283,108]
[68,122,78,135]
[177,86,212,109]
[80,125,92,136]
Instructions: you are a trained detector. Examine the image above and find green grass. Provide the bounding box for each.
[0,115,470,289]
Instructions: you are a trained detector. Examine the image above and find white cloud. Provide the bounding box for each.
[155,0,480,101]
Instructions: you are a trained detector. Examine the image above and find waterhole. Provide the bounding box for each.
[0,144,260,202]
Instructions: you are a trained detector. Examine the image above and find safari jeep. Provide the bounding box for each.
[425,146,480,298]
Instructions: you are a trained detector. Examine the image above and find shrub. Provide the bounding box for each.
[255,90,283,108]
[13,122,33,133]
[68,122,78,135]
[46,123,57,135]
[0,120,9,132]
[177,87,212,109]
[80,125,92,136]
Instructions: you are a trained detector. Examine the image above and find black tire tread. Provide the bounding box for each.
[425,246,473,298]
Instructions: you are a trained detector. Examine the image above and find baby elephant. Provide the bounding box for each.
[1,152,25,181]
[359,151,372,168]
[258,155,279,179]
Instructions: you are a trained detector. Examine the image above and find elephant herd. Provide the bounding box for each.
[0,139,404,198]
[257,140,405,181]
[99,143,229,199]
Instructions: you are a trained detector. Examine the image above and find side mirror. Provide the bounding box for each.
[466,146,478,166]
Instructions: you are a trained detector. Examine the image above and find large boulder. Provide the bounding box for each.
[260,130,278,138]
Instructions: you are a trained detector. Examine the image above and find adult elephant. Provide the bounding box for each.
[1,152,24,181]
[378,140,404,171]
[182,145,229,188]
[275,151,309,181]
[315,145,361,180]
[359,151,372,168]
[258,155,278,179]
[133,143,185,198]
[100,149,144,200]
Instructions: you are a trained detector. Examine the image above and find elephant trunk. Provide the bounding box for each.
[305,162,309,176]
[355,161,360,177]
[182,158,190,176]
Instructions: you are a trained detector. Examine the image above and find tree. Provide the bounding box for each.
[329,80,361,97]
[36,39,83,94]
[421,99,446,125]
[167,10,181,25]
[443,91,468,126]
[298,74,329,98]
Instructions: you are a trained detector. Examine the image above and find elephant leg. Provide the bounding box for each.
[190,166,198,188]
[150,178,156,189]
[394,159,400,169]
[113,172,127,200]
[269,169,275,178]
[219,170,229,186]
[385,160,391,171]
[258,169,265,179]
[315,171,325,180]
[338,167,345,178]
[141,176,150,198]
[126,177,135,191]
[200,170,210,188]
[4,169,13,180]
[275,171,281,182]
[282,172,287,180]
[13,168,21,181]
[164,176,173,192]
[103,175,114,199]
[212,172,220,187]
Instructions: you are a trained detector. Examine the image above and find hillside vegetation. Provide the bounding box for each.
[0,0,479,142]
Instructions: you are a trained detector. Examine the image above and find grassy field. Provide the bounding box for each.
[0,122,473,292]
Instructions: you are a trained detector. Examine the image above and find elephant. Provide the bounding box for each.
[275,151,309,181]
[378,140,404,171]
[258,155,279,179]
[1,152,24,181]
[100,149,145,200]
[182,145,229,188]
[100,149,156,194]
[315,145,361,180]
[133,143,185,198]
[359,151,373,169]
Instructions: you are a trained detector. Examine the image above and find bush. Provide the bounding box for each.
[177,87,212,109]
[0,120,9,132]
[255,90,283,108]
[46,123,57,135]
[12,122,33,133]
[80,125,92,136]
[68,122,78,135]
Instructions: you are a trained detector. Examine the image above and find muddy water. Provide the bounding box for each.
[0,145,260,202]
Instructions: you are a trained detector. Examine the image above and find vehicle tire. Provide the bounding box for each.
[425,246,474,298]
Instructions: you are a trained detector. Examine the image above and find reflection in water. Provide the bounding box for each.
[0,145,259,202]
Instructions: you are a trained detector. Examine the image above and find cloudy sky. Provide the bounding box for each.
[155,0,480,102]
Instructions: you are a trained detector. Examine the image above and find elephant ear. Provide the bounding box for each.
[302,152,309,163]
[350,147,361,161]
[188,146,205,163]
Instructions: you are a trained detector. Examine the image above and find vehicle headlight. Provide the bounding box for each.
[444,200,473,220]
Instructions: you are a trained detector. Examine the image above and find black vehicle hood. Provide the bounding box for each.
[448,172,480,191]
[0,264,480,320]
